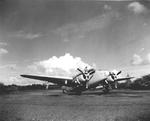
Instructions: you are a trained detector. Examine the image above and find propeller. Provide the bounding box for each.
[71,68,85,86]
[77,68,86,79]
[76,67,95,89]
[109,70,122,88]
[77,67,90,80]
[117,71,122,75]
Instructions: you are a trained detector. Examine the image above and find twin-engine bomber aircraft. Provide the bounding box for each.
[21,67,133,95]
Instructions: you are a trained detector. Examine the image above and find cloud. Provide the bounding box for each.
[0,42,7,46]
[0,64,17,70]
[25,33,41,39]
[0,48,8,56]
[0,41,8,56]
[15,31,41,39]
[6,77,21,85]
[0,64,40,85]
[27,53,91,76]
[55,11,119,42]
[140,48,145,52]
[128,2,147,14]
[96,0,131,2]
[146,53,150,63]
[131,54,143,65]
[104,4,112,11]
[131,53,150,65]
[5,76,43,85]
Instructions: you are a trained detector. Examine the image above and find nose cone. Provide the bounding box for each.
[107,76,114,82]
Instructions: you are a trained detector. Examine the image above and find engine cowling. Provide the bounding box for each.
[108,70,122,88]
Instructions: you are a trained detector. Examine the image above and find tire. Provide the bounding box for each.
[74,91,82,95]
[62,89,68,94]
[103,88,109,93]
[102,85,110,93]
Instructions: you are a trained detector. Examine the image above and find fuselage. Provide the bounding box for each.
[62,69,115,94]
[74,70,114,89]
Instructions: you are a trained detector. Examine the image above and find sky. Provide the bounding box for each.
[1,0,150,85]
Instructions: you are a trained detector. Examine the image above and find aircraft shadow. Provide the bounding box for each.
[46,89,144,97]
[46,90,109,96]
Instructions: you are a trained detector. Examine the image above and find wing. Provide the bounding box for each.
[21,74,73,85]
[115,77,134,81]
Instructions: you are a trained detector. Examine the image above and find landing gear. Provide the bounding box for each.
[62,86,71,94]
[62,89,68,94]
[102,85,110,93]
[74,91,82,95]
[62,88,82,95]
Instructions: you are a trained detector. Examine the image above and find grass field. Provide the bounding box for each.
[0,89,150,121]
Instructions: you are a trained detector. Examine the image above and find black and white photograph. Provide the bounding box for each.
[0,0,150,121]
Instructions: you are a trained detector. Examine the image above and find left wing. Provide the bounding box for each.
[21,74,73,85]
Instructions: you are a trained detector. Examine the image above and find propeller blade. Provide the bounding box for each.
[114,81,118,88]
[117,71,122,75]
[77,68,83,74]
[77,68,86,79]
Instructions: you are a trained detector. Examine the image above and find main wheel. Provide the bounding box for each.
[102,88,109,93]
[62,89,68,94]
[75,91,82,95]
[102,85,110,93]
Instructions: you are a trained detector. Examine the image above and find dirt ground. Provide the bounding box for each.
[0,89,150,121]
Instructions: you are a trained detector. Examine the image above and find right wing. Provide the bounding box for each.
[21,74,73,86]
[115,77,134,81]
